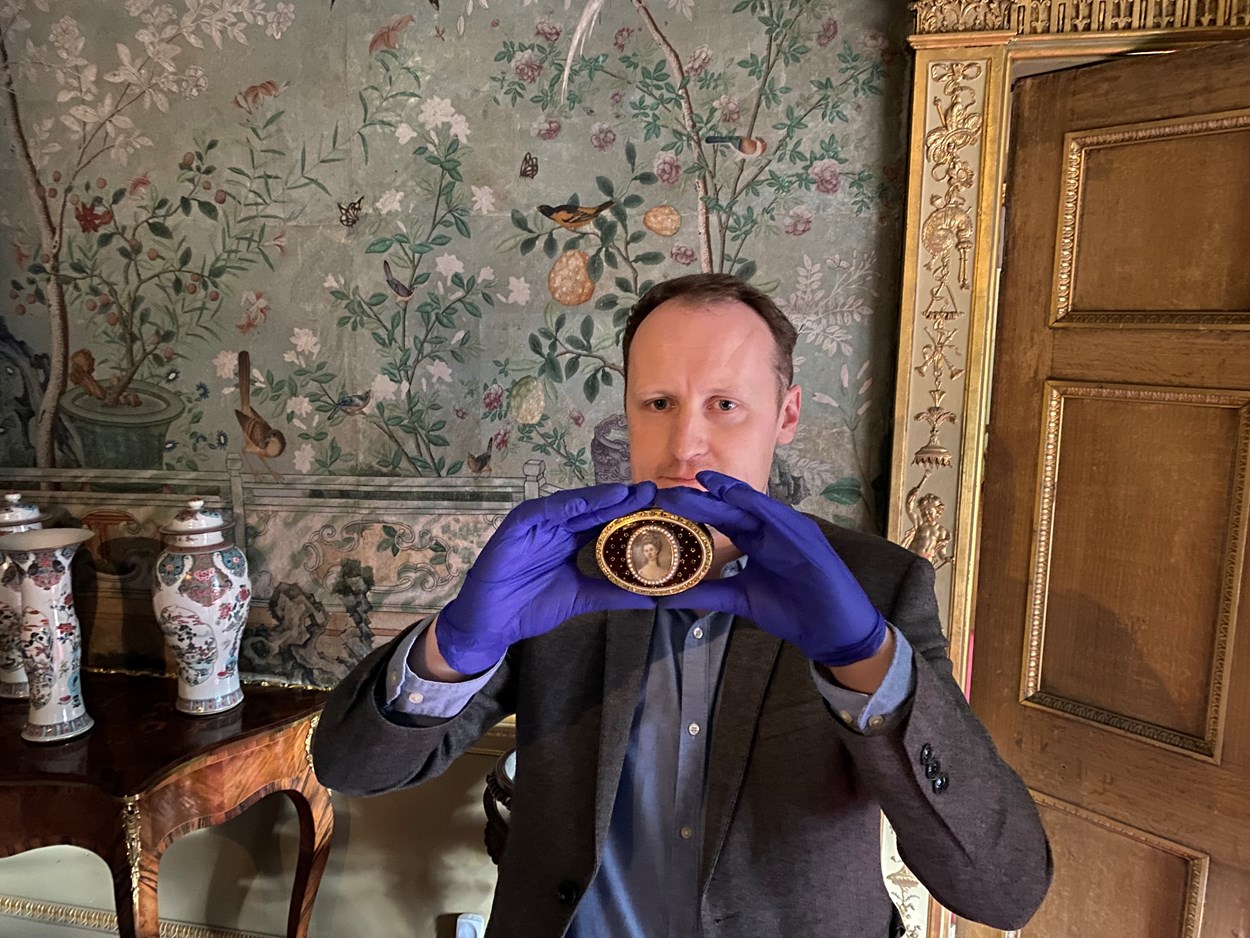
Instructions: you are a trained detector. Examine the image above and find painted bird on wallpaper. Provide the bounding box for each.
[466,447,492,476]
[329,390,372,418]
[235,350,286,481]
[703,135,768,158]
[538,199,615,231]
[382,259,413,305]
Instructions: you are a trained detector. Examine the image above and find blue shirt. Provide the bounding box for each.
[386,562,915,936]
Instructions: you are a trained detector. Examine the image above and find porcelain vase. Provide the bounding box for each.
[4,527,95,742]
[0,493,48,699]
[153,499,251,715]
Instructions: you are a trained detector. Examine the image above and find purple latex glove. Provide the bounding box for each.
[652,470,887,667]
[436,482,658,674]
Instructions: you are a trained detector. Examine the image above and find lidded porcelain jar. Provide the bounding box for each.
[0,492,49,699]
[153,499,251,715]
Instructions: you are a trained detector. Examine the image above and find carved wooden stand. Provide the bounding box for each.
[0,671,332,937]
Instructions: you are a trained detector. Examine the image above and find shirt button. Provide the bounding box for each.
[868,715,885,729]
[679,826,693,840]
[838,709,854,724]
[687,722,701,736]
[691,626,704,640]
[407,692,424,704]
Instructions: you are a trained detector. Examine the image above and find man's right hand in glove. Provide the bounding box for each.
[423,481,658,677]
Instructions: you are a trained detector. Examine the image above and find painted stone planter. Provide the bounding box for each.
[153,499,250,715]
[4,527,95,742]
[0,492,49,699]
[60,379,185,470]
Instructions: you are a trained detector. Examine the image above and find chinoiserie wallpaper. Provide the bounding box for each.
[0,0,908,684]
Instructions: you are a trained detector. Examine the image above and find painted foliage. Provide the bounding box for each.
[1,0,906,530]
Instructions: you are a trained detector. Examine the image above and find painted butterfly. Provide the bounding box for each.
[519,151,538,180]
[337,196,363,228]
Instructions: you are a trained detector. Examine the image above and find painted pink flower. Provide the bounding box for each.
[810,159,842,195]
[670,244,696,266]
[483,383,505,413]
[782,205,813,236]
[569,408,585,427]
[590,122,617,152]
[613,26,634,50]
[531,115,561,140]
[654,152,682,185]
[513,50,543,85]
[686,45,712,76]
[534,17,561,43]
[610,90,625,106]
[817,18,839,47]
[714,95,740,124]
[236,290,270,334]
[492,428,511,451]
[75,203,113,233]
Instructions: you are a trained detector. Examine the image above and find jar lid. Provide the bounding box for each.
[0,492,49,529]
[159,498,231,541]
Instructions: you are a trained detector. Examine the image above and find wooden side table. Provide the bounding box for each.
[0,671,332,938]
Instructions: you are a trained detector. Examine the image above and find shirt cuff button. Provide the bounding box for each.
[408,692,424,704]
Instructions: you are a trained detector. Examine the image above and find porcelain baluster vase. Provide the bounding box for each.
[153,499,251,715]
[4,527,95,742]
[0,493,49,699]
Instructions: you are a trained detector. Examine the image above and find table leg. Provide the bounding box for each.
[110,835,160,938]
[283,782,334,938]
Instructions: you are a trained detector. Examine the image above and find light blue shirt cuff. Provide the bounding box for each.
[810,626,916,734]
[383,617,502,719]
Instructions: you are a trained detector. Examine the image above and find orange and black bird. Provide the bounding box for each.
[466,446,492,476]
[704,134,768,158]
[537,199,614,231]
[235,349,286,481]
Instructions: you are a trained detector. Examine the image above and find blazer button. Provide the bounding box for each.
[919,743,934,764]
[556,880,581,906]
[924,759,941,780]
[932,773,949,794]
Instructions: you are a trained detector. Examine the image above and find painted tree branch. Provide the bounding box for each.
[1,29,64,468]
[629,0,713,271]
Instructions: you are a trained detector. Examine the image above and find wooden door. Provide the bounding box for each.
[967,40,1250,937]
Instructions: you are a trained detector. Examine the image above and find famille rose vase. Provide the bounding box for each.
[153,499,251,715]
[3,527,95,742]
[0,493,49,699]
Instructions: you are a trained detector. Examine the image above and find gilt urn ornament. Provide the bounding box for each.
[153,499,251,715]
[0,492,50,699]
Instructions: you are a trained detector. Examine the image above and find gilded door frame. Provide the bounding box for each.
[886,3,1250,935]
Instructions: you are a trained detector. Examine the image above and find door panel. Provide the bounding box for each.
[968,39,1250,937]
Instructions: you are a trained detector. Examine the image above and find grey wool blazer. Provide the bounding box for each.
[313,517,1052,938]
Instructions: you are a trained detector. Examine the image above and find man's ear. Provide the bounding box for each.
[776,384,801,444]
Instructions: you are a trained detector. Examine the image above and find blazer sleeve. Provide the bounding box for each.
[311,621,517,796]
[839,553,1054,930]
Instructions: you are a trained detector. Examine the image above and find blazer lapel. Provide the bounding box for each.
[700,618,781,890]
[593,606,655,855]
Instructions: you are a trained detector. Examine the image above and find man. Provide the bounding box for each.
[313,274,1052,937]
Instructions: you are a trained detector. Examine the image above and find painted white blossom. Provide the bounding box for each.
[266,2,295,40]
[290,327,320,356]
[286,396,313,418]
[435,253,464,280]
[477,267,494,283]
[426,361,453,384]
[323,273,343,290]
[375,189,404,214]
[418,96,456,131]
[293,444,314,473]
[449,112,470,143]
[213,349,237,380]
[371,372,400,403]
[471,185,496,215]
[505,276,531,305]
[395,122,419,144]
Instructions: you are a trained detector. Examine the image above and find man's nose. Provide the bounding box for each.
[668,409,707,461]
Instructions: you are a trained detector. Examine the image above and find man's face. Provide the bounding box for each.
[625,296,801,494]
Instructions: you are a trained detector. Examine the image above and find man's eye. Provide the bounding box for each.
[714,400,736,411]
[648,399,669,411]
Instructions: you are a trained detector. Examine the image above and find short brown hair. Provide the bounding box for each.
[621,273,798,398]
